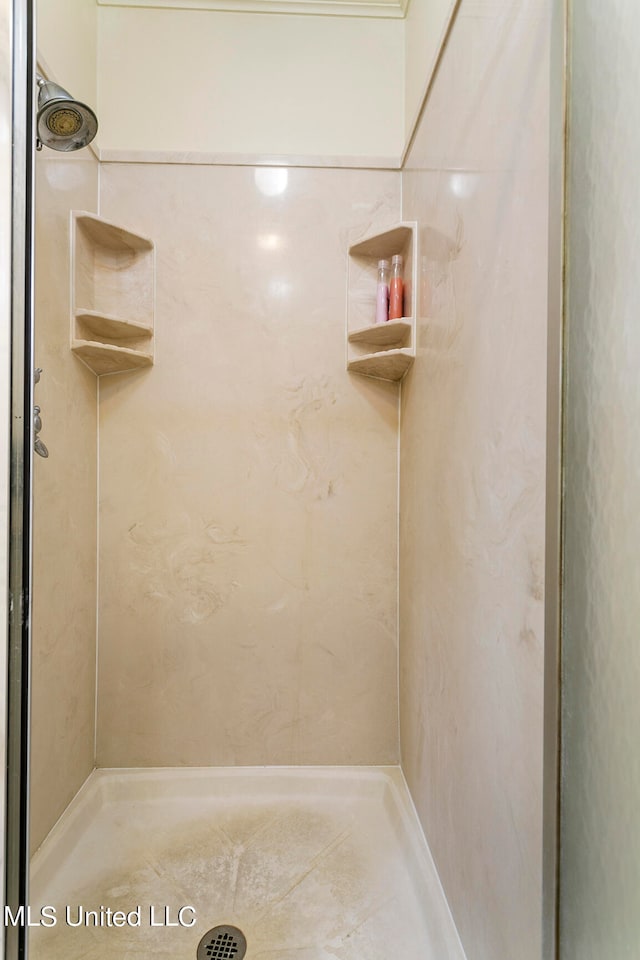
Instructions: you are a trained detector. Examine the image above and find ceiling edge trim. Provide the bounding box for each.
[97,0,407,19]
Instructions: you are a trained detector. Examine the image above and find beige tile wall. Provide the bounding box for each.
[400,1,550,958]
[31,149,99,852]
[97,164,400,767]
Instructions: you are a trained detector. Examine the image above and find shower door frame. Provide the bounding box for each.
[0,0,11,949]
[543,0,567,957]
[3,0,36,955]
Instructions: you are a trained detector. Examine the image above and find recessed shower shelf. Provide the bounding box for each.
[346,222,417,383]
[71,339,153,376]
[75,309,153,341]
[71,211,155,376]
[347,347,414,382]
[348,319,412,347]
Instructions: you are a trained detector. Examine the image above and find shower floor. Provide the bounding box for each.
[29,767,465,960]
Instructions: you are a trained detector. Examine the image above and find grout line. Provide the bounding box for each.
[396,175,403,768]
[94,373,99,766]
[97,150,402,172]
[94,162,101,767]
[396,175,402,765]
[94,157,101,765]
[397,378,402,766]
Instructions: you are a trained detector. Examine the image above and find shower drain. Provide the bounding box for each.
[197,925,247,960]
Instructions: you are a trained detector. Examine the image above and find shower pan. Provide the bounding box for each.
[28,768,464,960]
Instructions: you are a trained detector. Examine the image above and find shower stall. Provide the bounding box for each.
[1,0,574,958]
[27,152,470,960]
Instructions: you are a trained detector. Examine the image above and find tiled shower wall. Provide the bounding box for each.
[31,150,99,852]
[30,160,401,842]
[399,1,550,959]
[96,164,401,767]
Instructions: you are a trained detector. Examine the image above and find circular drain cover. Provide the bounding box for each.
[197,925,247,960]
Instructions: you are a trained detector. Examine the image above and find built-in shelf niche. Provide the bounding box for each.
[346,222,417,382]
[71,211,155,375]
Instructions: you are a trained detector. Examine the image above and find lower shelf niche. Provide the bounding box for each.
[71,340,153,376]
[347,347,414,382]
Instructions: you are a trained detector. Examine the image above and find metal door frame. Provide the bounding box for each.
[3,0,35,955]
[543,1,568,957]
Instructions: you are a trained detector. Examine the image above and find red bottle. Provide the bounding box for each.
[389,254,404,320]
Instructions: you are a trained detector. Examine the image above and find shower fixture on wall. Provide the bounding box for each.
[36,75,98,152]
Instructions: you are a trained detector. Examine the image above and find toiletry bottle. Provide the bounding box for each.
[389,254,404,320]
[375,259,390,324]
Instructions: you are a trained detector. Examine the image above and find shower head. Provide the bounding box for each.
[36,75,98,152]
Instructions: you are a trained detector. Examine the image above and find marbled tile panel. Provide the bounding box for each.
[31,149,99,852]
[97,164,400,767]
[400,1,550,959]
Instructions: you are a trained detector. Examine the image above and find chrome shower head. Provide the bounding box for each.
[36,75,98,152]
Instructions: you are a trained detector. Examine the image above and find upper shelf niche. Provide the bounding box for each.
[71,211,155,375]
[346,222,417,382]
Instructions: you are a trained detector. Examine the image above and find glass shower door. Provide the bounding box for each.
[560,1,640,957]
